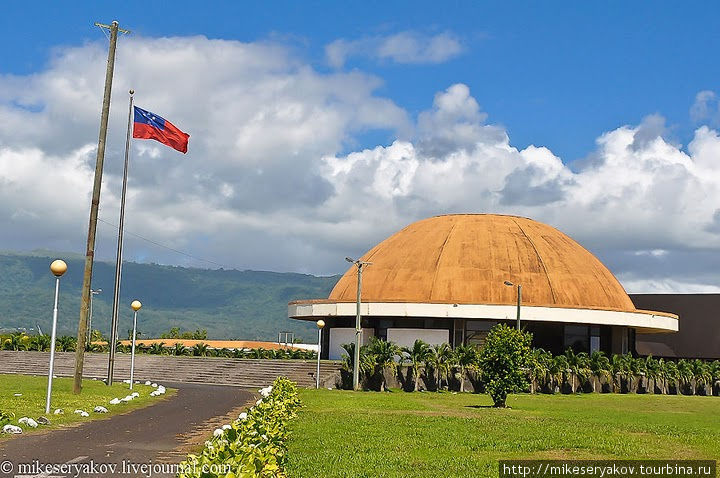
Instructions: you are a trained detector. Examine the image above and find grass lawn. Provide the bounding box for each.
[286,390,720,477]
[0,374,173,438]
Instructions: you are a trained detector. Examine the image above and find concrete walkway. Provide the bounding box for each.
[0,383,253,478]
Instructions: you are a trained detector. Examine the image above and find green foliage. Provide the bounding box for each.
[0,410,13,427]
[178,377,301,478]
[477,324,533,407]
[365,337,401,392]
[401,339,432,392]
[425,343,454,392]
[453,344,479,393]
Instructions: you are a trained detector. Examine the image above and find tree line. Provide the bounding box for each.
[0,331,317,360]
[341,324,720,406]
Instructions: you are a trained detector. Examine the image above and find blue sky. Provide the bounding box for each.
[2,2,718,161]
[2,2,720,291]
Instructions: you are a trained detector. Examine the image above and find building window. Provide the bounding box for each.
[590,326,600,353]
[564,325,589,352]
[465,320,496,347]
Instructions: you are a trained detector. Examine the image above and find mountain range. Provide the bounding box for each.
[0,251,339,343]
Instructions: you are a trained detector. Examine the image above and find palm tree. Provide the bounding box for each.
[589,351,611,392]
[340,342,374,387]
[663,360,679,394]
[425,343,453,392]
[645,355,662,393]
[564,349,591,393]
[691,359,712,395]
[401,339,431,392]
[172,343,188,356]
[57,335,76,352]
[530,349,552,393]
[30,334,51,352]
[3,332,28,351]
[549,354,568,394]
[676,359,694,395]
[192,342,209,357]
[453,344,478,393]
[366,338,401,392]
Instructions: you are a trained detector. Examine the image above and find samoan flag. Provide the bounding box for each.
[133,106,189,154]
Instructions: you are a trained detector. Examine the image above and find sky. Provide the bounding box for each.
[1,2,720,292]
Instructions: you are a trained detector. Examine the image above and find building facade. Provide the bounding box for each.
[289,214,678,360]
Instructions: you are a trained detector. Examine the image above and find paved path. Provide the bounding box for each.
[0,383,254,478]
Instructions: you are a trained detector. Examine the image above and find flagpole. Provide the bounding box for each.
[107,90,134,385]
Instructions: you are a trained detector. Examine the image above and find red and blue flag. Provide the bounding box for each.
[133,106,189,154]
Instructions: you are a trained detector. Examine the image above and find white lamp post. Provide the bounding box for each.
[46,259,67,414]
[88,288,102,343]
[129,300,142,390]
[316,319,325,389]
[504,280,522,330]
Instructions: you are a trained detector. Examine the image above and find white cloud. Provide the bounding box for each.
[325,31,462,68]
[3,34,720,293]
[690,90,720,126]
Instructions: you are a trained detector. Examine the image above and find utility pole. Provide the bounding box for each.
[73,20,129,394]
[346,257,372,391]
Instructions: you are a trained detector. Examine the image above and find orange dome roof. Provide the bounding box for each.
[329,214,636,312]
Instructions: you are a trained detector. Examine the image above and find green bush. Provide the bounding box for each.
[178,376,301,478]
[477,324,533,407]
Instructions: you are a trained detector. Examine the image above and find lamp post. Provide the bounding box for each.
[315,320,325,389]
[345,257,372,391]
[504,280,522,330]
[46,259,67,414]
[129,300,142,390]
[88,288,102,343]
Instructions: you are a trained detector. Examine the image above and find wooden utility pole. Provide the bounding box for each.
[73,20,129,394]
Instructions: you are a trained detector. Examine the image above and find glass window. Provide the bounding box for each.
[564,325,589,352]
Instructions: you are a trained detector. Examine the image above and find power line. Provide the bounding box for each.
[97,217,238,270]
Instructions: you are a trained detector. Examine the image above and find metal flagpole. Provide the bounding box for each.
[74,20,129,394]
[107,90,134,385]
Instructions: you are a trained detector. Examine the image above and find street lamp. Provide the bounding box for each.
[316,319,325,389]
[88,288,102,343]
[46,259,67,414]
[129,300,142,390]
[504,280,522,330]
[345,257,372,391]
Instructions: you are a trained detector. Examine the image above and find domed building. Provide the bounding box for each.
[289,214,679,360]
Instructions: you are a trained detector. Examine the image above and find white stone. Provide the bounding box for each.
[2,424,22,434]
[144,381,152,385]
[93,406,108,413]
[73,409,85,414]
[151,383,158,388]
[53,409,64,415]
[80,411,89,417]
[109,398,121,405]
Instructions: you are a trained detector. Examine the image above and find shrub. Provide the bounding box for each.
[178,377,301,478]
[477,324,533,407]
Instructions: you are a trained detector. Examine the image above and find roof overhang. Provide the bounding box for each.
[288,301,678,334]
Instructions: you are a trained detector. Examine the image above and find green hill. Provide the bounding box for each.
[0,252,339,342]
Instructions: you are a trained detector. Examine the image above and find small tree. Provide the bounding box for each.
[477,324,532,407]
[453,344,478,393]
[401,339,431,392]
